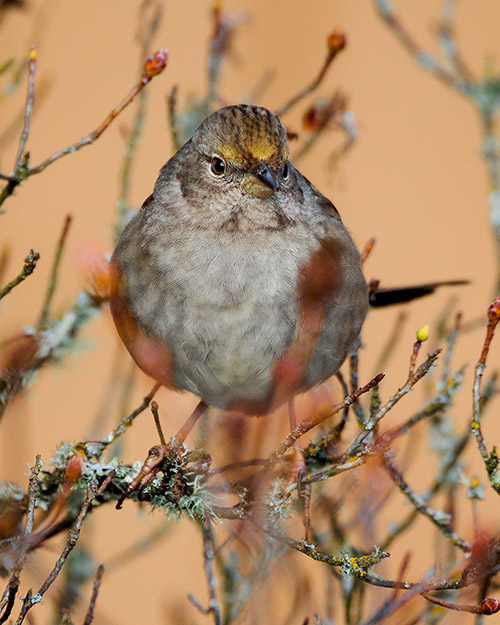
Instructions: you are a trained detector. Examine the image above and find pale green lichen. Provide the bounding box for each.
[148,471,210,521]
[0,481,26,502]
[265,478,296,522]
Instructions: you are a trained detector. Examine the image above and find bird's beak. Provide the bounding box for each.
[243,164,277,199]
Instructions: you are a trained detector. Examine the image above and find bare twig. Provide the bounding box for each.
[421,591,499,616]
[14,46,37,167]
[200,514,222,625]
[438,0,475,82]
[374,0,471,93]
[151,400,166,445]
[267,372,385,468]
[0,49,36,209]
[471,297,500,492]
[82,565,104,625]
[383,451,470,552]
[28,50,168,176]
[15,479,102,624]
[358,573,432,625]
[0,49,168,209]
[0,456,42,624]
[38,214,72,329]
[115,1,162,239]
[276,29,347,117]
[167,85,181,151]
[0,249,39,301]
[346,349,441,457]
[98,382,161,451]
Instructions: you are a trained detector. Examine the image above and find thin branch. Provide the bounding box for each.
[151,400,166,445]
[421,591,499,616]
[0,456,42,624]
[0,49,168,209]
[82,565,104,625]
[374,0,471,94]
[359,573,432,625]
[345,349,441,458]
[28,50,168,176]
[0,249,39,301]
[267,372,385,469]
[383,451,470,552]
[14,46,37,167]
[97,382,161,452]
[115,1,162,239]
[167,85,181,151]
[15,480,99,624]
[276,29,347,116]
[471,298,500,493]
[38,215,72,329]
[438,0,475,82]
[200,514,222,625]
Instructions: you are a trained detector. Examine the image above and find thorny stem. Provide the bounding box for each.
[408,339,423,378]
[28,55,167,176]
[0,249,39,301]
[38,215,72,330]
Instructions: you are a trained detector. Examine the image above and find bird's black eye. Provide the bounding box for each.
[283,161,289,180]
[210,156,226,176]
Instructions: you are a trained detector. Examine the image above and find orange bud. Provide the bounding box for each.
[480,598,500,615]
[302,102,328,132]
[65,454,84,483]
[487,296,500,325]
[78,242,112,301]
[143,48,168,78]
[327,28,346,56]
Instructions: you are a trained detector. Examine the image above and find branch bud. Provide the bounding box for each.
[415,325,429,342]
[327,29,346,57]
[143,48,168,78]
[487,296,500,326]
[480,598,500,615]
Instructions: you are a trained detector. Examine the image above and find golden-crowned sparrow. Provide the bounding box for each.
[110,104,368,417]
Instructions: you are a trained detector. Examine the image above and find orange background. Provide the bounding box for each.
[1,1,500,623]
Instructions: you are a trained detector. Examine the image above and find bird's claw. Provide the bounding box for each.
[116,442,177,509]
